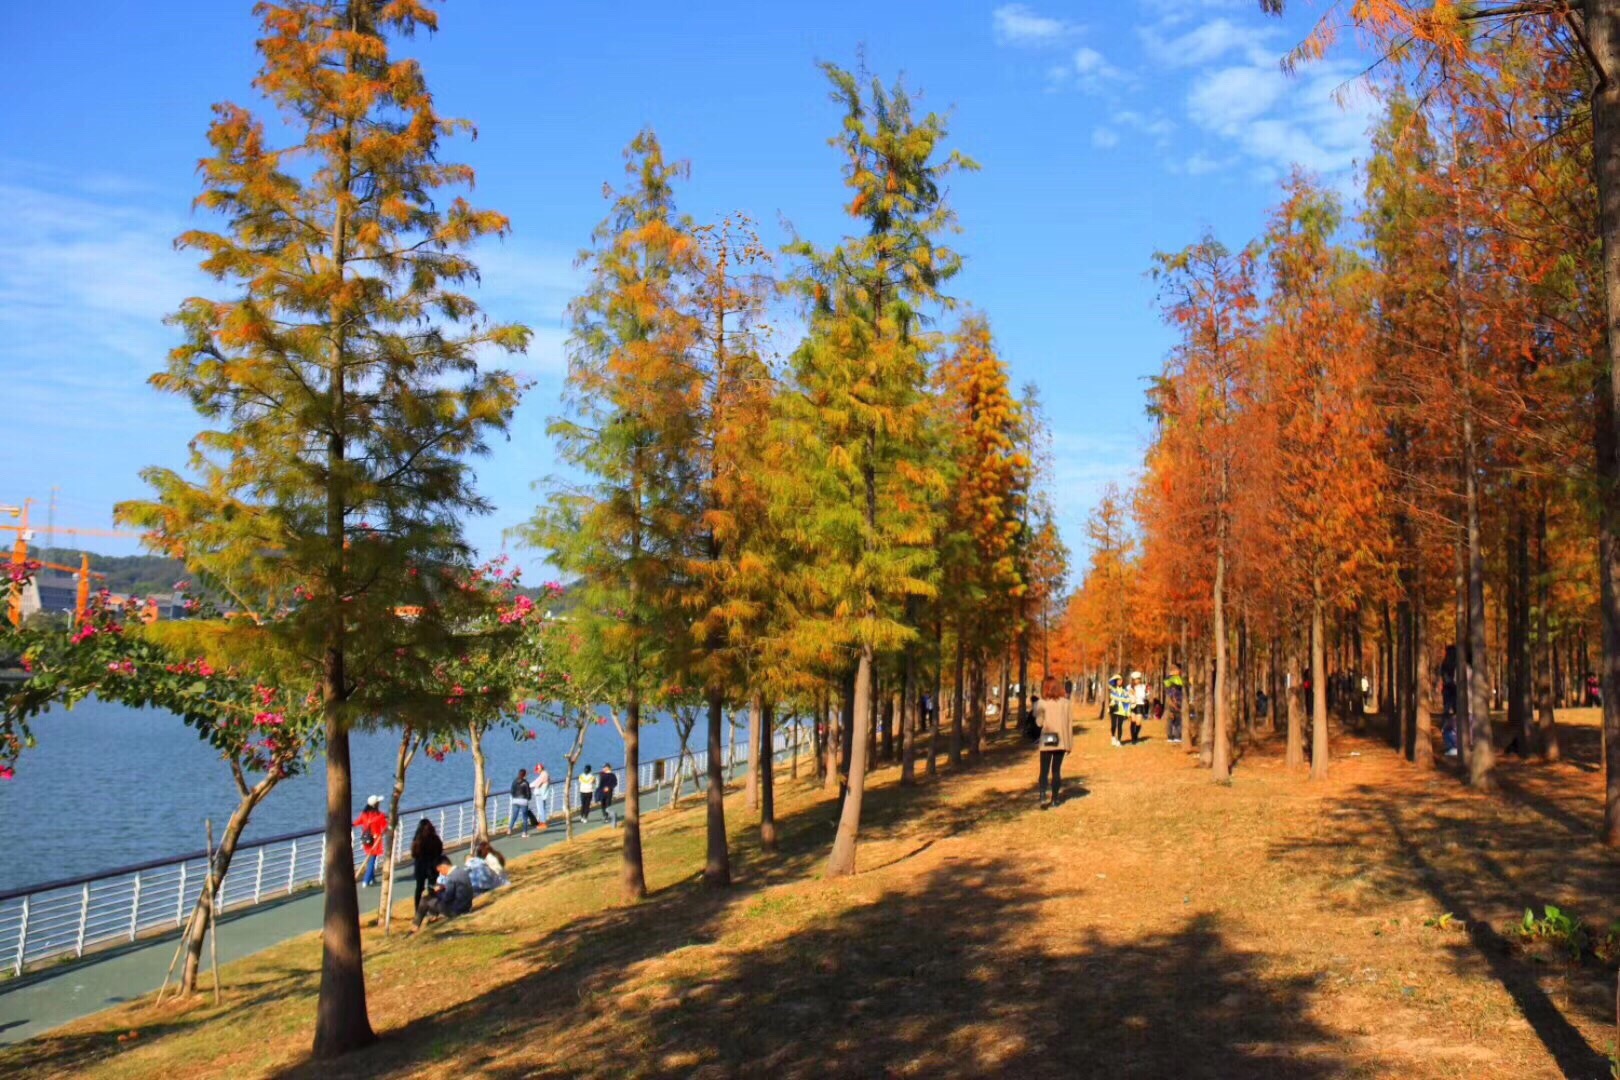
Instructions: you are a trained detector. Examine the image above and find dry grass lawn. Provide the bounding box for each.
[4,707,1619,1078]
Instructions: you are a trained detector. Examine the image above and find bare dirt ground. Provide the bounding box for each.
[4,707,1618,1079]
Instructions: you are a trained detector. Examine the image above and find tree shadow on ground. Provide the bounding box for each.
[285,855,1343,1080]
[1269,769,1616,1079]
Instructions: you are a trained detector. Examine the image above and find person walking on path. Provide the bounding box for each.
[1036,676,1074,809]
[597,764,619,826]
[1129,671,1149,745]
[533,763,553,828]
[1108,675,1131,748]
[410,818,445,913]
[576,765,598,823]
[354,795,389,887]
[1165,664,1187,744]
[508,769,538,837]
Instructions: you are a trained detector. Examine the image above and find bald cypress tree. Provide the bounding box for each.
[783,64,972,877]
[529,130,704,901]
[123,0,527,1057]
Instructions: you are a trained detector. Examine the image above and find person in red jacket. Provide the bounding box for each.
[354,795,389,887]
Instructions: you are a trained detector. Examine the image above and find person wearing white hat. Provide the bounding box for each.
[1129,672,1149,745]
[353,795,389,887]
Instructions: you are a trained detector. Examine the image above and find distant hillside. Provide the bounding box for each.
[35,548,186,598]
[35,548,578,611]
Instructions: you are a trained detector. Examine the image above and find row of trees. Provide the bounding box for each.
[1060,9,1615,810]
[526,69,1066,896]
[2,0,1059,1061]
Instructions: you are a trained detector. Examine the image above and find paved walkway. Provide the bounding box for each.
[0,768,737,1045]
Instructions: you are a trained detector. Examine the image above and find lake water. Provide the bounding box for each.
[0,698,722,893]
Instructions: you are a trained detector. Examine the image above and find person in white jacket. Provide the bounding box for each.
[1130,672,1149,745]
[576,765,598,823]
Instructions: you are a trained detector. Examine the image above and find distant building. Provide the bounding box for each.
[20,570,188,622]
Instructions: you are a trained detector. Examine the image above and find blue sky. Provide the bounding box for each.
[1,0,1378,578]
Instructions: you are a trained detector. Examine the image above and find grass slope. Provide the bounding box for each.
[5,710,1619,1078]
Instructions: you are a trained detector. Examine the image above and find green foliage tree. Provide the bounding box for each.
[114,0,527,1055]
[527,130,702,901]
[781,63,972,877]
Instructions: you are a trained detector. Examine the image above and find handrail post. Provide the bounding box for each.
[129,872,142,941]
[287,839,298,894]
[253,847,266,905]
[176,863,188,927]
[318,835,327,888]
[75,883,89,958]
[14,896,29,976]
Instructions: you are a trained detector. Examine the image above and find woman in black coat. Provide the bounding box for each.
[410,818,445,912]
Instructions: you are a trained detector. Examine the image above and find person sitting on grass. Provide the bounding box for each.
[412,854,474,935]
[465,839,509,893]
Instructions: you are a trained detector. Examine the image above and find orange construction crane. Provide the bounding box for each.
[3,500,141,627]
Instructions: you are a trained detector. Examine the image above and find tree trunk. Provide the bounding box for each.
[378,728,418,936]
[621,691,648,899]
[965,654,978,757]
[563,709,586,838]
[901,644,917,785]
[1286,638,1305,768]
[746,695,761,811]
[1590,1,1620,842]
[704,690,730,887]
[791,713,802,779]
[1508,504,1535,755]
[313,718,374,1057]
[469,720,489,840]
[825,687,842,796]
[1016,623,1030,744]
[1212,545,1232,781]
[1197,641,1214,766]
[827,643,874,877]
[1414,589,1434,768]
[758,697,778,850]
[1464,417,1496,789]
[928,617,942,777]
[1535,504,1562,760]
[1311,579,1330,780]
[991,650,1004,735]
[180,773,274,993]
[950,634,965,765]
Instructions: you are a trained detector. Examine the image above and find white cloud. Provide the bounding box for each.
[1137,0,1250,27]
[1113,109,1177,148]
[1047,45,1127,94]
[1183,152,1232,175]
[1140,17,1279,68]
[1185,55,1379,178]
[1187,64,1288,129]
[992,4,1083,46]
[1092,127,1121,149]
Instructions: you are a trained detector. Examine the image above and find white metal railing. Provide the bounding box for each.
[0,725,808,977]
